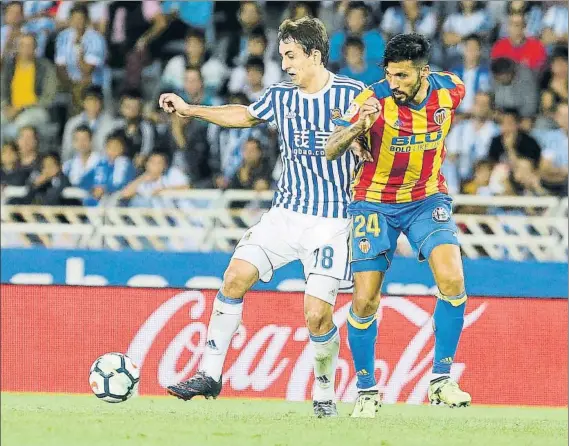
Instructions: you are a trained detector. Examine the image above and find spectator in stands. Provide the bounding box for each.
[228,138,272,192]
[1,140,28,187]
[0,1,53,62]
[209,93,271,190]
[160,28,228,97]
[339,37,384,86]
[16,125,40,180]
[462,159,494,196]
[0,33,56,141]
[179,67,216,107]
[119,151,189,207]
[536,102,568,196]
[55,1,107,33]
[491,11,547,72]
[61,85,116,162]
[442,1,493,67]
[504,156,548,196]
[107,1,167,91]
[83,134,136,205]
[451,34,492,115]
[534,89,558,131]
[228,27,281,95]
[225,1,272,68]
[165,112,212,188]
[329,2,385,69]
[235,57,266,103]
[286,2,318,21]
[490,57,538,128]
[55,4,107,112]
[444,92,499,194]
[498,1,544,39]
[112,89,156,168]
[1,1,26,64]
[62,125,101,188]
[14,151,72,206]
[21,1,56,58]
[541,0,568,48]
[488,108,541,168]
[380,1,437,40]
[540,46,568,107]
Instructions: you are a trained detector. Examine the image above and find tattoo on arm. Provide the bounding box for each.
[325,122,365,161]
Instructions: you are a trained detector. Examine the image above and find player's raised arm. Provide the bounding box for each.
[158,93,263,128]
[325,96,381,161]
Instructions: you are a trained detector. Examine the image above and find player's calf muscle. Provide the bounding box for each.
[352,272,383,316]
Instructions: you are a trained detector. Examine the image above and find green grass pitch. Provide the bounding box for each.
[2,393,567,446]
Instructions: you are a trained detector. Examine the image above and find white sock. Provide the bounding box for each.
[310,325,340,402]
[430,372,450,383]
[200,292,243,381]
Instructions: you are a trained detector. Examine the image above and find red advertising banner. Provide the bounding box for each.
[1,285,567,406]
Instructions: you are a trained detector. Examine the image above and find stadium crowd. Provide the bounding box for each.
[0,0,567,208]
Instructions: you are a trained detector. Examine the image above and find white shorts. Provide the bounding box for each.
[233,206,352,286]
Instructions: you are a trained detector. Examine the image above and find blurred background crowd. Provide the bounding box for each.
[0,0,567,209]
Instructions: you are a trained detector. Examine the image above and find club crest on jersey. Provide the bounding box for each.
[432,207,450,222]
[433,108,449,126]
[344,102,360,120]
[330,108,342,120]
[359,238,371,254]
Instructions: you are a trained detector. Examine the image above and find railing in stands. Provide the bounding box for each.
[1,187,567,261]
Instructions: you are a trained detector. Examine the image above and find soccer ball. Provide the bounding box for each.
[89,352,140,403]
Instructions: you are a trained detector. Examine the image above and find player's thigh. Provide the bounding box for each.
[350,204,400,274]
[405,194,460,262]
[233,208,297,283]
[352,270,386,316]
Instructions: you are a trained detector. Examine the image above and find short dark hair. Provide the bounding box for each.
[19,32,37,47]
[148,150,170,166]
[347,1,369,15]
[70,4,89,19]
[82,85,103,101]
[278,17,330,66]
[42,151,61,167]
[106,132,126,147]
[250,26,268,47]
[185,27,205,42]
[74,124,93,138]
[491,57,516,75]
[383,33,431,67]
[501,107,520,119]
[551,45,568,61]
[343,36,365,53]
[245,56,265,74]
[120,88,143,101]
[463,33,482,46]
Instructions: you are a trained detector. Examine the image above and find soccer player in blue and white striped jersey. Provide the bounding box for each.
[160,17,367,417]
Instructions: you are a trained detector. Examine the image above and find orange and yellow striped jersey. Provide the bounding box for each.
[337,71,465,204]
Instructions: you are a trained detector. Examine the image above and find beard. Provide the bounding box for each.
[392,77,423,106]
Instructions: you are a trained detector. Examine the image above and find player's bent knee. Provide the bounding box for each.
[222,260,259,297]
[304,305,333,335]
[437,274,465,297]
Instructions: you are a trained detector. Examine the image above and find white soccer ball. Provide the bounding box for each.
[89,352,140,403]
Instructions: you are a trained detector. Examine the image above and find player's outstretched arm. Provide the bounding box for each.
[325,97,381,161]
[158,93,262,128]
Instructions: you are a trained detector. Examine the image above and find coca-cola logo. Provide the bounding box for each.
[126,291,487,403]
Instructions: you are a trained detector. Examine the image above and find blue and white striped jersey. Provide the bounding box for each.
[247,73,365,219]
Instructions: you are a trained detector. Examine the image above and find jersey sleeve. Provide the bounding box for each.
[331,88,375,127]
[443,72,466,110]
[247,87,275,124]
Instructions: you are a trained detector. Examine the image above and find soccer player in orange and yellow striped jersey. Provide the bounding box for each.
[325,34,472,417]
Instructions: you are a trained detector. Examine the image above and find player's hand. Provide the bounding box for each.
[350,140,373,162]
[159,93,191,117]
[357,97,382,132]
